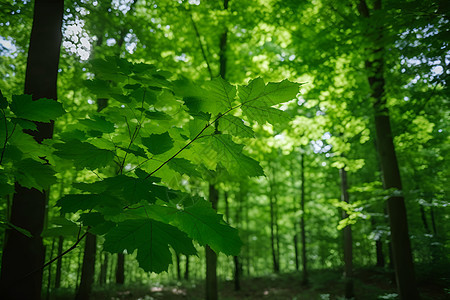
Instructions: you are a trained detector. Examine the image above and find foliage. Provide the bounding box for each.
[0,55,299,273]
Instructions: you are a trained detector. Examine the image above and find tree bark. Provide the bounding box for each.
[339,168,354,299]
[184,255,190,280]
[299,153,308,285]
[75,233,97,300]
[54,236,64,288]
[358,1,419,299]
[205,184,219,300]
[0,1,63,299]
[269,174,280,273]
[116,252,125,285]
[99,252,108,286]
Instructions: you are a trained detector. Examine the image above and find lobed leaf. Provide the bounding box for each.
[103,219,197,273]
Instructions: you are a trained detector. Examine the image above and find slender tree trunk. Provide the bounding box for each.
[99,252,108,286]
[299,153,308,285]
[46,238,56,300]
[358,1,419,299]
[269,184,280,273]
[340,168,354,299]
[184,255,190,280]
[206,184,219,300]
[376,239,385,268]
[116,253,125,285]
[0,1,63,299]
[54,236,64,288]
[290,162,299,271]
[75,233,97,300]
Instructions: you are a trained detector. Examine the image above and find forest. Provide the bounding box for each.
[0,0,448,299]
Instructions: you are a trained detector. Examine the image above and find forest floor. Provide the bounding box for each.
[52,267,449,300]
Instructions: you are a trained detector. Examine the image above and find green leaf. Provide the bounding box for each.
[207,134,264,177]
[103,219,197,273]
[145,110,172,120]
[57,193,123,215]
[238,78,298,107]
[10,118,37,131]
[130,88,157,105]
[167,158,201,177]
[41,217,79,237]
[118,145,148,159]
[2,221,32,238]
[79,115,115,133]
[84,79,111,98]
[141,132,174,155]
[0,89,8,109]
[203,77,236,114]
[109,93,132,104]
[147,199,242,256]
[78,212,115,235]
[53,140,114,170]
[241,105,291,125]
[73,175,172,205]
[14,158,57,191]
[10,94,65,122]
[219,115,254,138]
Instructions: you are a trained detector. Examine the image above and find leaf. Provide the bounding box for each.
[73,175,173,205]
[207,134,264,177]
[145,110,172,120]
[147,199,242,256]
[218,115,254,138]
[0,89,8,109]
[78,212,115,235]
[53,140,114,170]
[41,217,79,237]
[130,88,157,105]
[241,105,291,125]
[141,132,174,155]
[103,219,197,273]
[10,118,37,131]
[84,79,111,98]
[203,77,236,114]
[10,94,65,122]
[118,145,148,159]
[57,193,123,214]
[14,158,57,191]
[238,78,298,107]
[2,221,32,237]
[167,158,201,177]
[109,93,132,104]
[78,115,115,133]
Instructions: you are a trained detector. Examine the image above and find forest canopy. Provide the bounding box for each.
[0,0,448,299]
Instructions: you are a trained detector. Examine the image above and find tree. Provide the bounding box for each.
[357,1,419,298]
[0,1,64,299]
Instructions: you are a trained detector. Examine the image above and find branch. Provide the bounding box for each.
[188,10,213,79]
[16,231,88,285]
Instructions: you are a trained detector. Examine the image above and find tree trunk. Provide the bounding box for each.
[116,253,125,285]
[299,153,308,285]
[205,184,219,300]
[269,183,280,273]
[99,252,108,286]
[339,168,354,299]
[184,255,190,280]
[358,1,419,299]
[75,233,97,300]
[0,1,63,299]
[54,236,64,288]
[45,238,56,300]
